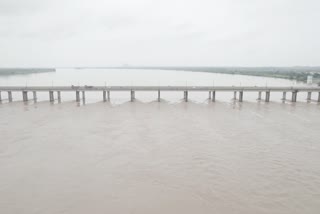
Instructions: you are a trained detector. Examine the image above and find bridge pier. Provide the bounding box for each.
[8,91,12,102]
[239,91,243,102]
[57,91,61,102]
[131,90,135,102]
[102,90,110,102]
[307,92,312,101]
[103,91,107,102]
[76,91,80,102]
[233,91,237,100]
[184,91,188,102]
[0,91,2,102]
[107,91,110,101]
[158,90,160,102]
[212,91,216,102]
[22,91,28,102]
[49,91,54,102]
[292,91,298,102]
[33,91,37,102]
[318,92,320,103]
[265,91,270,102]
[209,91,211,100]
[282,92,286,101]
[258,91,262,100]
[82,91,85,101]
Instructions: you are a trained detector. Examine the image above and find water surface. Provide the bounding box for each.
[0,69,319,214]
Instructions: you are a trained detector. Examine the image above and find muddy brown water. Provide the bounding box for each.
[0,101,319,214]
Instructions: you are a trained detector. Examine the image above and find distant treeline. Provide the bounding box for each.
[162,66,320,82]
[100,66,320,83]
[0,68,56,76]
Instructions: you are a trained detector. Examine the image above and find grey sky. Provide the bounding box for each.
[0,0,319,67]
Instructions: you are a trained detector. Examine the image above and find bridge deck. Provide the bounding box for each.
[0,86,320,92]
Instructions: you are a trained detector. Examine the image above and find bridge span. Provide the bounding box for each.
[0,86,320,103]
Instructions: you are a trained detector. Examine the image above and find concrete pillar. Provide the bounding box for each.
[57,91,61,102]
[8,91,12,102]
[291,92,294,102]
[33,91,37,102]
[265,91,270,102]
[158,90,160,102]
[233,91,237,100]
[76,91,80,102]
[0,91,2,102]
[212,91,216,102]
[82,91,85,100]
[209,91,211,100]
[131,90,135,102]
[49,91,54,102]
[22,91,28,102]
[258,91,262,100]
[103,90,107,102]
[184,91,188,102]
[318,92,320,103]
[107,91,110,101]
[291,91,297,102]
[307,92,312,101]
[239,91,243,102]
[282,92,286,101]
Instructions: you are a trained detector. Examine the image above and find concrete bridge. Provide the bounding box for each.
[0,86,320,103]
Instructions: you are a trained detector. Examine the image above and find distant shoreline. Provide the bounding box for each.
[80,66,320,84]
[0,68,56,76]
[1,66,320,84]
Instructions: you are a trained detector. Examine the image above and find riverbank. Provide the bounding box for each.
[96,66,320,84]
[0,68,56,76]
[2,67,320,84]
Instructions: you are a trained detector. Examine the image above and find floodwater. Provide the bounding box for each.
[0,69,320,214]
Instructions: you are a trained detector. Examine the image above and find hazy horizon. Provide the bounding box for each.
[1,66,320,69]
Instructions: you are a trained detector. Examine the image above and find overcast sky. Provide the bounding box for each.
[0,0,319,67]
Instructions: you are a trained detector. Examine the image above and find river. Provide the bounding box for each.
[0,69,319,214]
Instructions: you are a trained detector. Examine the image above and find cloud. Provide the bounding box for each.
[0,0,319,66]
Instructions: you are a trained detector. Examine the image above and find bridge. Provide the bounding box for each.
[0,86,320,103]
